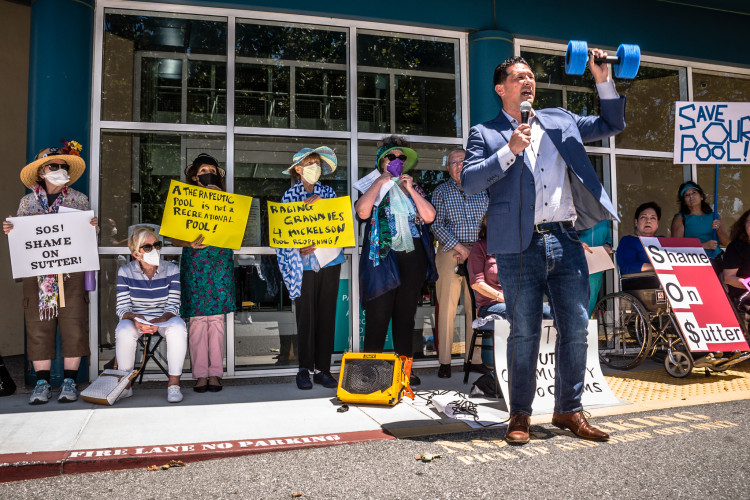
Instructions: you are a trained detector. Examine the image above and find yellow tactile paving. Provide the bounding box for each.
[605,364,750,404]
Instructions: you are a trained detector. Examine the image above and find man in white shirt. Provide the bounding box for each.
[462,51,626,444]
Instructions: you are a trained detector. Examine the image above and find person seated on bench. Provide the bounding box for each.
[115,225,187,403]
[468,215,552,320]
[722,209,750,318]
[616,202,662,289]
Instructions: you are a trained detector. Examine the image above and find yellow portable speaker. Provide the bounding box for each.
[337,353,415,406]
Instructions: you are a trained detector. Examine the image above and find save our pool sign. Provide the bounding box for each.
[641,237,749,352]
[674,101,750,164]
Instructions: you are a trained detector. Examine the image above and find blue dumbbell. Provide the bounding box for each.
[565,40,641,79]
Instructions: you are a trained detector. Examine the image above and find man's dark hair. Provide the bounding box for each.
[493,56,530,86]
[634,201,662,221]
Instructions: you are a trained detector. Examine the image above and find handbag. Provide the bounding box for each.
[81,348,146,405]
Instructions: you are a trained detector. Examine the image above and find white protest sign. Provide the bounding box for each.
[493,319,623,414]
[7,211,100,279]
[674,101,750,164]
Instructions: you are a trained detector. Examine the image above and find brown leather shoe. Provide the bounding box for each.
[551,411,609,441]
[506,412,530,444]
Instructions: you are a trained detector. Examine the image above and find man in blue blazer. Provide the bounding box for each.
[462,50,625,444]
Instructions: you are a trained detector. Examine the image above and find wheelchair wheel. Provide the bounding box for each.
[592,292,650,370]
[664,350,693,378]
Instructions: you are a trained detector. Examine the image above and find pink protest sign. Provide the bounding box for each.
[641,237,749,353]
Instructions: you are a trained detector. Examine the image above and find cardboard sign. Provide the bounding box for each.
[267,196,355,249]
[642,237,749,352]
[674,101,750,164]
[493,319,623,414]
[7,211,100,279]
[159,180,252,250]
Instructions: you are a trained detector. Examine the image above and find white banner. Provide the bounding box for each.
[494,319,623,414]
[674,101,750,164]
[7,211,100,279]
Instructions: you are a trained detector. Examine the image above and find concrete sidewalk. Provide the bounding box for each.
[2,361,750,483]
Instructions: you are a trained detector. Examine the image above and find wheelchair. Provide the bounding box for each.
[591,271,750,378]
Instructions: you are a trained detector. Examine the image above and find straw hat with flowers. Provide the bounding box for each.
[20,140,86,189]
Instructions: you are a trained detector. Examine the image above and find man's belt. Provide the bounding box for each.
[533,221,574,234]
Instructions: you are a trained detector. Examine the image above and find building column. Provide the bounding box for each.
[468,30,514,126]
[28,0,94,195]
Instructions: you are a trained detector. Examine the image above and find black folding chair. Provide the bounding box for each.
[462,287,501,398]
[135,333,169,383]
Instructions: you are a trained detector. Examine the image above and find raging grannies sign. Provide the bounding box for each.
[674,101,750,164]
[642,237,749,352]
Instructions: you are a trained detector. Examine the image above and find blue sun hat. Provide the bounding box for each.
[375,143,418,173]
[284,146,337,175]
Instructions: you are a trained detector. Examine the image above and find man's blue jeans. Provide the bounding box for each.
[495,225,590,416]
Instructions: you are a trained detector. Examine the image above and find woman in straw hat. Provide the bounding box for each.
[2,140,97,405]
[276,146,344,390]
[354,135,437,386]
[170,153,235,394]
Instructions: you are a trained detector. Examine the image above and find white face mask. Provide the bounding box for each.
[43,169,70,186]
[301,163,322,185]
[142,248,160,267]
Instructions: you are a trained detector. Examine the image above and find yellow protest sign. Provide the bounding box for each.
[159,180,252,250]
[268,196,355,249]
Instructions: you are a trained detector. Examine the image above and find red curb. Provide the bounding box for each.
[0,429,393,483]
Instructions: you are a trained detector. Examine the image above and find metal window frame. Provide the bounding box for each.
[91,0,470,379]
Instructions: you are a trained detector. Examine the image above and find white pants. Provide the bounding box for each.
[115,317,188,376]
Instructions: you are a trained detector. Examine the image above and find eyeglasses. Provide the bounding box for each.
[448,160,464,167]
[139,241,163,252]
[384,153,403,161]
[45,164,70,172]
[40,148,61,159]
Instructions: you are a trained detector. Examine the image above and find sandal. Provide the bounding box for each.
[193,377,208,393]
[207,376,223,392]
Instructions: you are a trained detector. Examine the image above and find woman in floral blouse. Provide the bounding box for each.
[171,154,235,393]
[3,141,97,405]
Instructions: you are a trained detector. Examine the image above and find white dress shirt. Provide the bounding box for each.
[495,81,618,224]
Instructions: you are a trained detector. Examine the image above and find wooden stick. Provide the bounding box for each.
[58,273,66,308]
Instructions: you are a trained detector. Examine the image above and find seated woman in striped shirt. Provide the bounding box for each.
[114,226,187,403]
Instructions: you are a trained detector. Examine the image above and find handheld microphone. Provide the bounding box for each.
[520,101,532,124]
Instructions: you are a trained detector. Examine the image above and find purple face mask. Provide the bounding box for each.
[386,157,405,177]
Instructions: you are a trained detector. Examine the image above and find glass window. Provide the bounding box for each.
[357,32,461,137]
[614,156,687,240]
[521,49,605,147]
[691,73,750,244]
[696,165,749,232]
[102,12,227,124]
[613,64,685,152]
[693,71,750,102]
[233,136,349,247]
[235,21,348,130]
[99,131,227,246]
[234,254,352,370]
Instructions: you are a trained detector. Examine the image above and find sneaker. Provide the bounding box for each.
[296,370,312,390]
[58,378,78,403]
[29,380,51,405]
[117,387,133,401]
[313,371,338,389]
[409,373,421,386]
[167,385,183,403]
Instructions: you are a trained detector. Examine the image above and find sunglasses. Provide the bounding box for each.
[384,153,404,161]
[46,164,70,172]
[139,241,163,252]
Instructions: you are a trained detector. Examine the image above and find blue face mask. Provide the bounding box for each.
[386,158,405,177]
